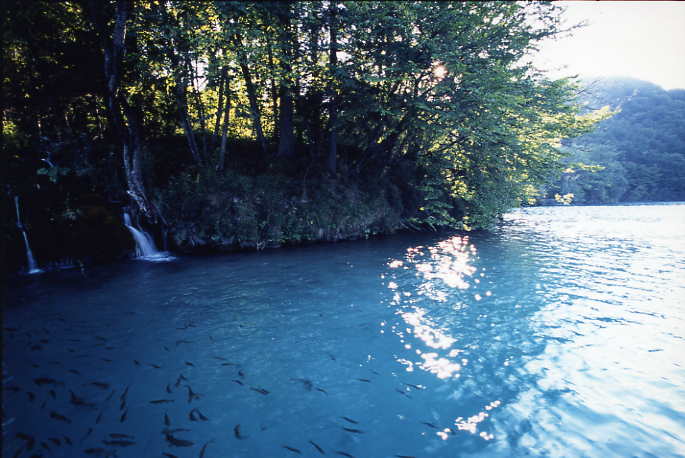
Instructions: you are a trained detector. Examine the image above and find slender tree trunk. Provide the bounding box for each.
[213,66,227,141]
[217,82,231,171]
[327,2,339,174]
[91,0,156,221]
[174,72,202,164]
[188,55,207,158]
[233,33,267,154]
[276,5,295,157]
[265,34,279,139]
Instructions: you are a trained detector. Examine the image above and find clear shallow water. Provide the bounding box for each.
[3,204,685,457]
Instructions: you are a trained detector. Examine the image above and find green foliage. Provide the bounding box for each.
[550,78,685,203]
[4,0,609,268]
[157,166,403,250]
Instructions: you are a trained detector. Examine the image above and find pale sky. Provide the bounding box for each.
[534,1,685,90]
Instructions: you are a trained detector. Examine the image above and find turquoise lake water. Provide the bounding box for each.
[3,204,685,457]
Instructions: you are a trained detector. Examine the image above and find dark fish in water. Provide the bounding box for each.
[199,440,214,458]
[316,387,328,395]
[395,455,417,458]
[309,440,325,455]
[395,388,411,398]
[186,386,201,403]
[162,428,191,434]
[63,436,73,446]
[250,387,269,395]
[291,378,313,391]
[27,391,36,401]
[34,377,59,386]
[68,369,81,375]
[189,408,209,421]
[335,451,355,458]
[356,378,371,383]
[421,421,438,429]
[283,445,302,454]
[234,424,247,439]
[165,434,194,447]
[91,382,110,389]
[70,390,95,407]
[120,399,126,411]
[148,363,162,369]
[81,427,94,442]
[102,440,135,447]
[175,374,188,388]
[403,383,425,390]
[120,386,129,402]
[150,399,175,404]
[166,384,172,394]
[162,453,179,458]
[175,339,193,346]
[185,361,195,367]
[133,360,140,366]
[41,441,51,451]
[49,437,61,446]
[341,416,359,424]
[102,358,113,362]
[342,427,364,434]
[50,411,72,423]
[16,433,35,450]
[213,356,228,361]
[232,379,244,386]
[164,412,171,426]
[120,409,128,422]
[238,370,245,378]
[221,362,238,366]
[164,346,170,352]
[95,411,103,424]
[105,390,115,401]
[109,433,134,439]
[49,389,56,399]
[84,448,106,455]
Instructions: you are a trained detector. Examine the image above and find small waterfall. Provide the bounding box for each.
[14,196,42,274]
[123,212,174,261]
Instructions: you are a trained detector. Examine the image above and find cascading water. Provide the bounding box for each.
[122,212,174,262]
[14,196,42,274]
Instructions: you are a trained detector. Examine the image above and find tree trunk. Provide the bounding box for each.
[90,0,157,221]
[265,34,279,139]
[213,66,227,141]
[188,54,208,158]
[217,81,231,171]
[276,6,295,157]
[326,2,339,174]
[233,33,267,154]
[174,73,202,164]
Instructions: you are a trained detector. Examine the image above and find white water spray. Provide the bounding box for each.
[14,196,42,274]
[123,212,174,261]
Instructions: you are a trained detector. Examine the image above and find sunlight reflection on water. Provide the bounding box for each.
[4,204,684,457]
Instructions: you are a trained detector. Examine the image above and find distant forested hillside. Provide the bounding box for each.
[545,78,685,203]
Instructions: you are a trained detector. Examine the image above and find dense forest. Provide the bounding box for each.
[544,77,685,204]
[3,1,600,273]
